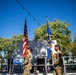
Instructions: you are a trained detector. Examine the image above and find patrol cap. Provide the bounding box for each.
[27,47,33,51]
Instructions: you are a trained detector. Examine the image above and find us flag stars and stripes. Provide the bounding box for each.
[22,20,28,57]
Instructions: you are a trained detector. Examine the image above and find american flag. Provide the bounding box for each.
[22,20,28,57]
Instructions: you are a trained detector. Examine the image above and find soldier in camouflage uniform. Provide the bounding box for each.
[52,45,63,75]
[23,47,33,75]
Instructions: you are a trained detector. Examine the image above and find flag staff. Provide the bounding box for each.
[46,16,53,74]
[43,16,50,75]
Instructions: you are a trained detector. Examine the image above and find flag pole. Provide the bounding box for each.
[46,16,53,73]
[46,16,49,41]
[43,16,49,75]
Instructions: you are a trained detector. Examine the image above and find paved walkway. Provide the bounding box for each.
[0,73,76,75]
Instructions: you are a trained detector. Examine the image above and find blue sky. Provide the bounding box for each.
[0,0,76,40]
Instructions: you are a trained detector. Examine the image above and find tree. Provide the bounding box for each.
[71,33,76,56]
[34,20,71,55]
[0,34,23,58]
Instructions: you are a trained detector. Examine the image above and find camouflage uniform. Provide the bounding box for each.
[23,50,32,75]
[52,50,63,75]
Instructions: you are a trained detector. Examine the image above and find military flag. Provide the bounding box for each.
[47,19,52,43]
[47,18,52,59]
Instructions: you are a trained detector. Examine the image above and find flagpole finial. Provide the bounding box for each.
[25,17,27,23]
[25,17,27,20]
[46,16,48,21]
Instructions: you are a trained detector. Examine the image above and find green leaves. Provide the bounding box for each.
[71,36,76,56]
[0,34,23,58]
[34,20,72,55]
[34,25,47,40]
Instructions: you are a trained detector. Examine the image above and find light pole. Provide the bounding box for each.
[57,39,62,52]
